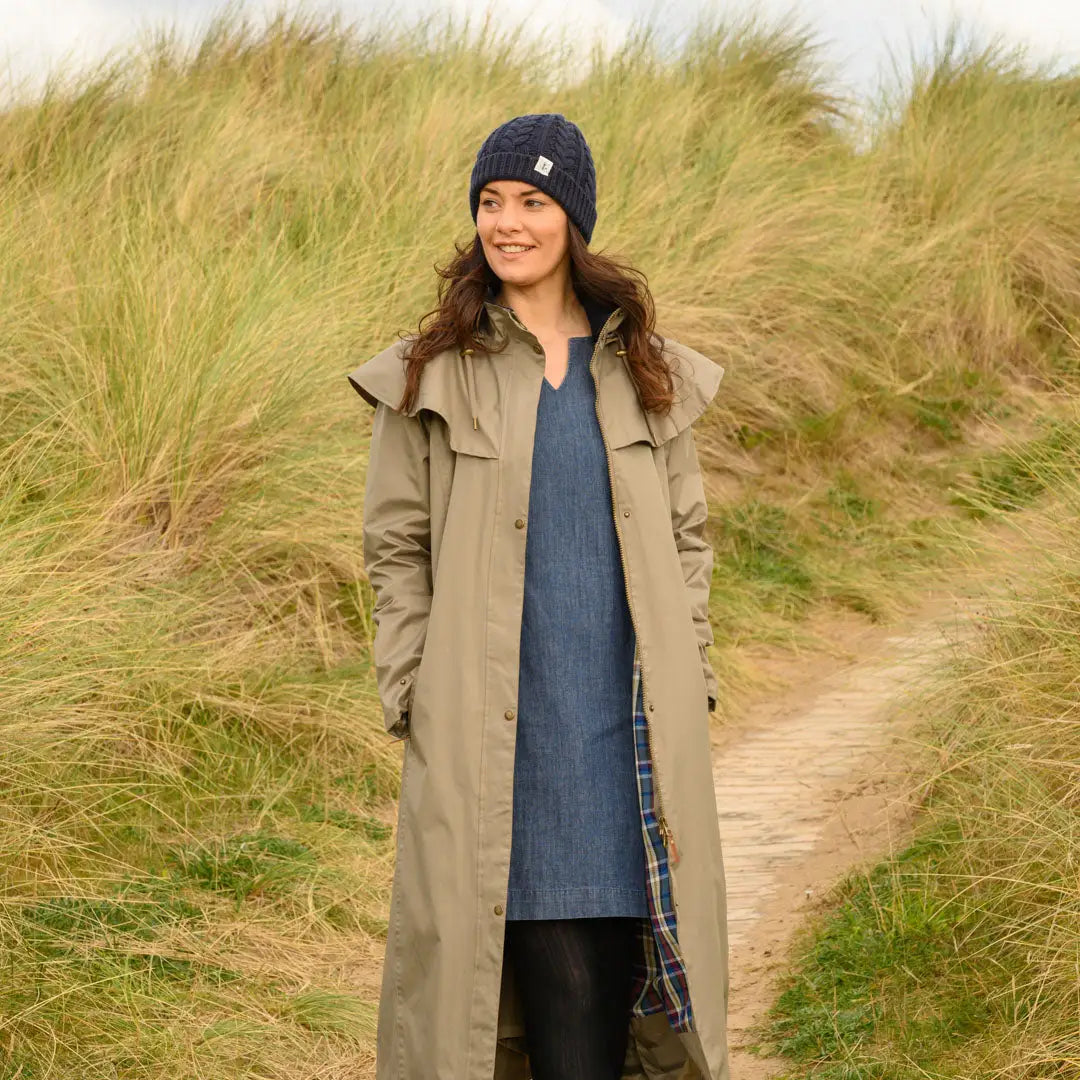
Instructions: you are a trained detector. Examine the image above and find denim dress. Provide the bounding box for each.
[505,332,649,921]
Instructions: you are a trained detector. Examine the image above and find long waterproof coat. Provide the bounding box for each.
[347,297,730,1080]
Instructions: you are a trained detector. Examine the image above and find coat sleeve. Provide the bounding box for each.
[664,422,718,713]
[362,400,433,739]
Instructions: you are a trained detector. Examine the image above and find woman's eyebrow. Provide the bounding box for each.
[480,186,544,197]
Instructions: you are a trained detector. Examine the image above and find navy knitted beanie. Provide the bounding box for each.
[469,113,597,245]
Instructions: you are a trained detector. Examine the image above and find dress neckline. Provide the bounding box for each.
[542,335,595,392]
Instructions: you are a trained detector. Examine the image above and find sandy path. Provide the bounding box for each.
[711,580,998,1078]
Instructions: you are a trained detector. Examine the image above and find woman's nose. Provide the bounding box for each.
[496,207,522,232]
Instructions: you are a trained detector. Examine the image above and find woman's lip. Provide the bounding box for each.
[495,245,533,259]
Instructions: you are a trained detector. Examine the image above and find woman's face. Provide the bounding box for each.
[476,180,571,290]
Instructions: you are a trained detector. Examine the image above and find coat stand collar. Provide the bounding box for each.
[478,280,626,351]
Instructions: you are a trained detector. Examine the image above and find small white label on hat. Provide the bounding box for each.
[534,155,553,175]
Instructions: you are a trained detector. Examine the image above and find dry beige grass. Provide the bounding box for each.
[2,8,1079,1076]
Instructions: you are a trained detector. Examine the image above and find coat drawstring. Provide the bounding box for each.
[461,347,479,430]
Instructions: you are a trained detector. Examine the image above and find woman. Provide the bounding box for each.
[348,113,730,1080]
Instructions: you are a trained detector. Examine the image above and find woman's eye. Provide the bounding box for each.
[481,198,543,208]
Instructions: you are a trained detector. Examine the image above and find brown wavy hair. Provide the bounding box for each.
[395,222,677,415]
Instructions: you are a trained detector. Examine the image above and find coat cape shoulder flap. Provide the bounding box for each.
[346,332,724,456]
[346,337,500,458]
[655,338,725,439]
[606,337,725,449]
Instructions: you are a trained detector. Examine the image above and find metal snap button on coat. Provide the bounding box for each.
[494,904,504,916]
[622,509,631,518]
[648,702,655,712]
[504,708,516,721]
[514,517,525,529]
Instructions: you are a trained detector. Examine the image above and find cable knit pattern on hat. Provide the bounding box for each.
[469,113,597,245]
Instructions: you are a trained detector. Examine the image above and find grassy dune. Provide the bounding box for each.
[761,449,1080,1078]
[2,9,1079,1076]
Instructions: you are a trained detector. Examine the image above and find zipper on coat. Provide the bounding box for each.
[492,302,677,860]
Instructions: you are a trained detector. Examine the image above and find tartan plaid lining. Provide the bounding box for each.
[629,652,695,1032]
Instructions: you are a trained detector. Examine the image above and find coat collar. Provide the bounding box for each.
[478,280,627,351]
[474,284,723,447]
[347,288,724,455]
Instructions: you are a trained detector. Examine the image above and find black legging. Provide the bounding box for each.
[505,916,639,1080]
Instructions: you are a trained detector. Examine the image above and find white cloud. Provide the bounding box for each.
[0,0,223,97]
[0,0,635,101]
[1,0,1078,105]
[948,0,1080,64]
[675,0,1080,99]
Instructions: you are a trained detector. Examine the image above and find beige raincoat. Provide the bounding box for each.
[348,298,730,1080]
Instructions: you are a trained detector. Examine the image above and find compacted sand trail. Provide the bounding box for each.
[711,576,1001,1078]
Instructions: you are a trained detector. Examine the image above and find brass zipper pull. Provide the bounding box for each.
[658,814,680,866]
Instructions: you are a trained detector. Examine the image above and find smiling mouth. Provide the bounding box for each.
[496,245,534,254]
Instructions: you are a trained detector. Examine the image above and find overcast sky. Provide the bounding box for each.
[2,0,1079,105]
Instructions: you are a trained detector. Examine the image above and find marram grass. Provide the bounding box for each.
[762,439,1080,1078]
[2,7,1080,1076]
